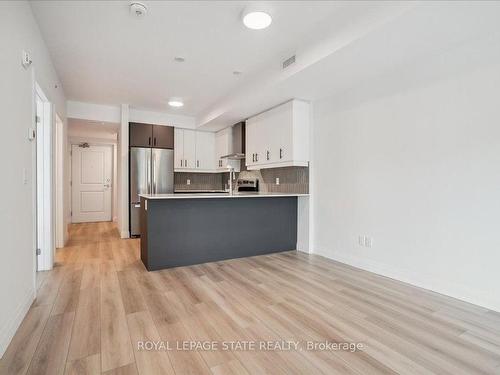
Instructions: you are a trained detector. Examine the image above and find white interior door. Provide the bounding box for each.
[71,144,112,223]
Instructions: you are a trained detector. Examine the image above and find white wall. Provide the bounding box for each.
[313,53,500,311]
[0,1,66,356]
[118,104,130,238]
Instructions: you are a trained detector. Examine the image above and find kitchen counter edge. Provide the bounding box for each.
[139,192,309,200]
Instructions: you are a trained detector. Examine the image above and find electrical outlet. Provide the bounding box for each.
[186,179,191,185]
[276,177,280,185]
[22,50,32,69]
[365,236,372,248]
[358,236,364,246]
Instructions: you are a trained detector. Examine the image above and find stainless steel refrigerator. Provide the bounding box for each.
[130,147,174,236]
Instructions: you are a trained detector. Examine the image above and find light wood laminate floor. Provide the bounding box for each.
[1,222,500,375]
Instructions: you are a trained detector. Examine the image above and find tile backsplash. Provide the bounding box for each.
[175,162,309,194]
[260,166,309,194]
[174,172,224,191]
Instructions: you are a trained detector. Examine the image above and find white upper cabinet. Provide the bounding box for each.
[246,99,310,170]
[183,129,196,169]
[215,127,240,172]
[174,128,184,169]
[195,131,215,171]
[174,129,215,172]
[245,116,259,167]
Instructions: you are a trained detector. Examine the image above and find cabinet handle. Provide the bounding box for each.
[266,150,270,161]
[153,137,156,146]
[181,159,183,167]
[185,159,188,167]
[256,153,259,162]
[280,148,283,159]
[148,136,151,146]
[197,160,200,168]
[252,153,255,162]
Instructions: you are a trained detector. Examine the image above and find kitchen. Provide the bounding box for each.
[129,99,310,270]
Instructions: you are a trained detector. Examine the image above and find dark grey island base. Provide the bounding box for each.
[140,195,298,271]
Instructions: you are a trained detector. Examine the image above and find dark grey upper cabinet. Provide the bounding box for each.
[130,122,152,147]
[130,123,174,149]
[152,125,174,149]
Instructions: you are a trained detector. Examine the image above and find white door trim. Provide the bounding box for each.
[55,114,65,248]
[35,83,54,272]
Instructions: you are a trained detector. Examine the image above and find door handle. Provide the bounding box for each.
[152,156,156,194]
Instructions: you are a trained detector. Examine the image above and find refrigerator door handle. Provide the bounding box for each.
[152,154,156,194]
[146,151,151,194]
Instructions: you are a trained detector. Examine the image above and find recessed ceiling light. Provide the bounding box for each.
[168,100,184,108]
[233,70,242,75]
[174,56,185,62]
[242,10,272,30]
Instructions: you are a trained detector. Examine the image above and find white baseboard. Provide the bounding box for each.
[314,248,500,313]
[0,286,35,358]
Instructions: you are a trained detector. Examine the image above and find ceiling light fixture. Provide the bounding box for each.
[174,56,185,62]
[233,70,242,75]
[242,8,272,30]
[168,99,184,108]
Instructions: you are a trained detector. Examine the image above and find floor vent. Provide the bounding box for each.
[282,55,296,69]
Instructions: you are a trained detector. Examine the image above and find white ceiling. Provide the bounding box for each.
[31,1,342,114]
[32,1,500,131]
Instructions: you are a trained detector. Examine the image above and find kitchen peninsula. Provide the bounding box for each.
[139,192,308,270]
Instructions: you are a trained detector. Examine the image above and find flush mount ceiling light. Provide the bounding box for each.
[130,2,147,18]
[242,7,272,30]
[168,99,184,108]
[174,56,185,62]
[233,70,242,75]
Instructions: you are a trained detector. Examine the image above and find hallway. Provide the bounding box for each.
[2,223,500,375]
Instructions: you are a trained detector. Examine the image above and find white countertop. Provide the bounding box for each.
[139,192,309,200]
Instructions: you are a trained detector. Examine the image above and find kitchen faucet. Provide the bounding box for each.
[228,166,235,195]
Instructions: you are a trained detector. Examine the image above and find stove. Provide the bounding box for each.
[237,176,259,192]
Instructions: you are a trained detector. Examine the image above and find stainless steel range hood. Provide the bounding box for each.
[221,122,245,160]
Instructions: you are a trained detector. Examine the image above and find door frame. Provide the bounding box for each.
[34,83,55,272]
[70,141,115,223]
[55,114,66,248]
